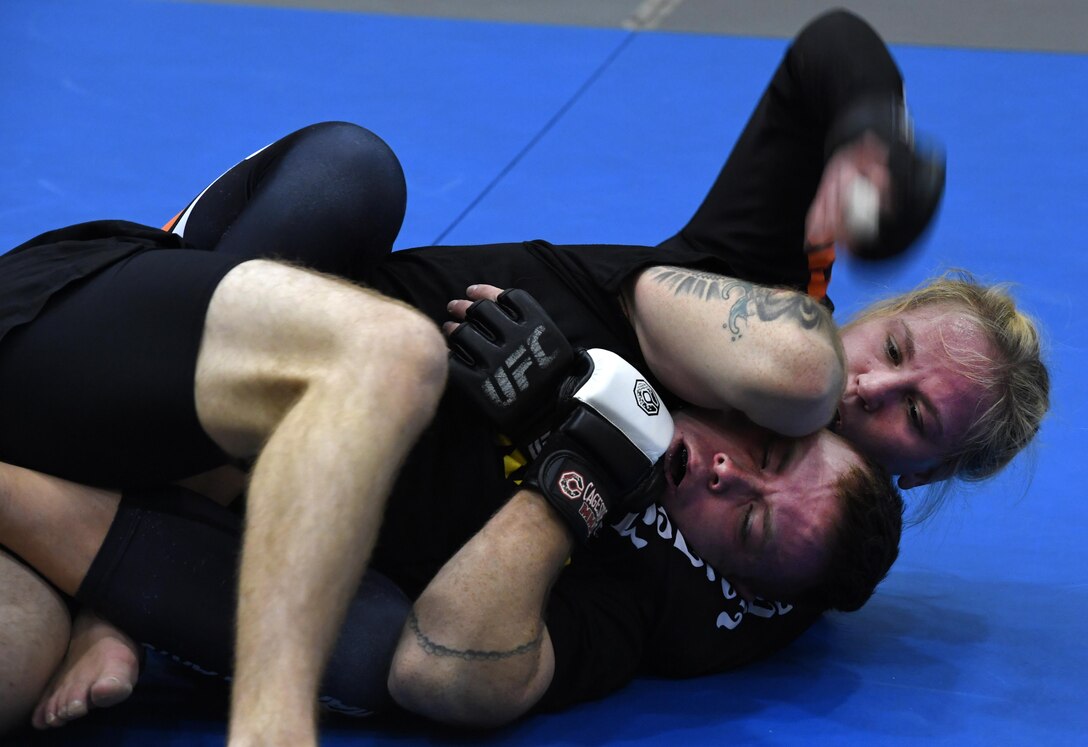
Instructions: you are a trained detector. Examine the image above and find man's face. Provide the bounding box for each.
[661,409,860,601]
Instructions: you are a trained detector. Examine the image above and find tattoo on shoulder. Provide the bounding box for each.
[651,267,825,340]
[407,611,543,661]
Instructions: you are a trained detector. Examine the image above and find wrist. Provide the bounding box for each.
[509,489,577,556]
[521,427,619,544]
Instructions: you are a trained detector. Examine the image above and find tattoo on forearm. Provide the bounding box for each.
[651,267,825,340]
[407,611,543,661]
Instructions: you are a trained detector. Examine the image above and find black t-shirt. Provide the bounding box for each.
[363,239,668,598]
[364,240,823,711]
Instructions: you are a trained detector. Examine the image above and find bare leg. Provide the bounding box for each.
[0,463,139,730]
[0,463,118,596]
[192,261,446,747]
[31,609,139,730]
[0,547,70,734]
[0,461,109,735]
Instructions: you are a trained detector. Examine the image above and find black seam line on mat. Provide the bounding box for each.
[431,31,638,246]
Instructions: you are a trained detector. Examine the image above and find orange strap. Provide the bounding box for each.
[806,245,836,302]
[161,210,183,233]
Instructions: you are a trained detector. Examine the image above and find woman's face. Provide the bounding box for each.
[835,304,995,488]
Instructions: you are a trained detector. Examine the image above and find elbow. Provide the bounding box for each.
[755,332,844,437]
[788,332,844,435]
[388,644,459,725]
[388,635,540,729]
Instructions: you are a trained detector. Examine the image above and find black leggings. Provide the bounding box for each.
[77,488,408,717]
[0,123,408,488]
[167,120,406,279]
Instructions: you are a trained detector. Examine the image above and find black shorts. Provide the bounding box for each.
[0,247,247,487]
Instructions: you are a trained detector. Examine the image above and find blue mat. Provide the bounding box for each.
[3,1,1086,744]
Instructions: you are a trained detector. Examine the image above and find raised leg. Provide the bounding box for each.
[191,260,446,746]
[169,121,406,281]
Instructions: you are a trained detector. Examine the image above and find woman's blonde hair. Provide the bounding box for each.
[847,271,1049,493]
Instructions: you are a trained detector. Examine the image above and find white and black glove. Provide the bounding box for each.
[447,289,672,543]
[520,348,673,544]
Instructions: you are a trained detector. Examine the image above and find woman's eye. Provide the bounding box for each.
[885,336,901,364]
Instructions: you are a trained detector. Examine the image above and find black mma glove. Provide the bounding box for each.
[519,348,674,544]
[447,288,574,457]
[826,95,946,260]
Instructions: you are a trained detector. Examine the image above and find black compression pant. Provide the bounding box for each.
[167,120,406,279]
[0,123,408,487]
[77,488,408,717]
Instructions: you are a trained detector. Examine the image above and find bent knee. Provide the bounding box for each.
[296,122,406,219]
[197,261,446,453]
[337,298,448,415]
[302,122,403,177]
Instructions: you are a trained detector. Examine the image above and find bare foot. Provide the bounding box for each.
[31,609,140,729]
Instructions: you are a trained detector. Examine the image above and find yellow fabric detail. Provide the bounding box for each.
[503,453,526,480]
[498,433,529,483]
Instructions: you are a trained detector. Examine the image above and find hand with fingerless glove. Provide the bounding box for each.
[447,288,574,458]
[447,289,673,542]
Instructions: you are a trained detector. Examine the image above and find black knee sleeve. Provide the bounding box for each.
[76,486,410,716]
[318,571,411,717]
[76,486,241,679]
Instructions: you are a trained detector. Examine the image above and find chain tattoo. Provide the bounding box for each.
[407,612,543,661]
[651,267,825,340]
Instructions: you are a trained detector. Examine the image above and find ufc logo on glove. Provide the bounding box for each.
[481,325,563,408]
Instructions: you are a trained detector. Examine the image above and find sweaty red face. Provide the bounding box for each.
[660,409,857,600]
[836,305,995,488]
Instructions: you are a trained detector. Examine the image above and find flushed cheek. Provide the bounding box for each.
[670,501,732,569]
[839,412,904,467]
